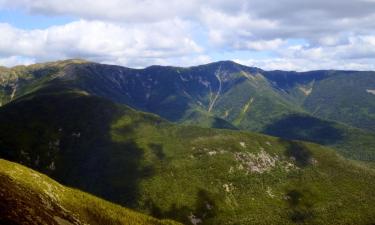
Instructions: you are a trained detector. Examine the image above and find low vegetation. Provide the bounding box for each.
[0,158,180,225]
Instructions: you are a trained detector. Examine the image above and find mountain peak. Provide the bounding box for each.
[197,60,262,74]
[205,60,242,67]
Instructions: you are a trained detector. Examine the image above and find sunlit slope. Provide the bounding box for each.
[0,158,180,225]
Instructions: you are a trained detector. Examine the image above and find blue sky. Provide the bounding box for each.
[0,0,374,71]
[0,9,75,29]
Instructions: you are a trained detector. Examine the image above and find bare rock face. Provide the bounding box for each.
[234,150,297,174]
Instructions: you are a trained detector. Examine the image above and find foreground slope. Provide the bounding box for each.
[0,86,374,224]
[0,158,180,225]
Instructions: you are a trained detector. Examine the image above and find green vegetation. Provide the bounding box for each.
[263,113,375,161]
[1,60,375,162]
[0,158,180,225]
[0,86,374,224]
[212,72,300,131]
[303,71,375,132]
[181,109,238,130]
[0,59,84,106]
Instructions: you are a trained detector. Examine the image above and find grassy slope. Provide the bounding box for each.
[303,71,375,132]
[0,87,374,224]
[213,73,303,131]
[263,113,375,162]
[211,72,375,162]
[180,109,238,130]
[0,59,87,106]
[0,158,180,225]
[123,124,375,225]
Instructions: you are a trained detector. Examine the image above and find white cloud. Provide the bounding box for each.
[0,20,203,67]
[201,8,279,50]
[234,57,375,72]
[238,39,285,51]
[2,0,374,40]
[0,56,35,67]
[0,0,375,70]
[235,34,375,71]
[0,0,200,22]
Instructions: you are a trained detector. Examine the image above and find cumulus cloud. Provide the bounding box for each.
[0,19,203,67]
[3,0,374,40]
[0,0,200,22]
[0,56,35,67]
[0,0,375,70]
[235,35,375,71]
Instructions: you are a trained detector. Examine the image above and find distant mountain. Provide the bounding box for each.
[0,85,374,224]
[0,158,180,225]
[1,60,374,161]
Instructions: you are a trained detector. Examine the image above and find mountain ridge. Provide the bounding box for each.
[1,59,375,162]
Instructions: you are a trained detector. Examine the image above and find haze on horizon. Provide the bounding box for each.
[0,0,375,71]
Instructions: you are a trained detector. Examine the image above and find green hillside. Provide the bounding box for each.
[0,59,88,107]
[1,60,375,163]
[0,86,374,224]
[0,158,180,225]
[181,109,238,130]
[303,71,375,132]
[263,113,375,161]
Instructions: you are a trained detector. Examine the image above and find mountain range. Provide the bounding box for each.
[1,59,375,161]
[0,59,374,224]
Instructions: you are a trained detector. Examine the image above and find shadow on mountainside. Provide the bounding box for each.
[285,189,316,223]
[146,189,219,225]
[276,139,317,223]
[0,87,156,208]
[277,139,313,167]
[263,114,344,146]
